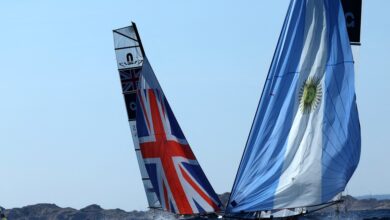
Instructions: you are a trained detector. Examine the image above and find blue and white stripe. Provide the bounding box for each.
[227,0,360,213]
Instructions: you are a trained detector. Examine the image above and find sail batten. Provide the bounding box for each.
[227,0,361,215]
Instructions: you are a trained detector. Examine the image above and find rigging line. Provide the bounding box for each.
[271,60,354,78]
[225,0,294,209]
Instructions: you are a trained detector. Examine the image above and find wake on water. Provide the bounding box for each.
[148,210,177,220]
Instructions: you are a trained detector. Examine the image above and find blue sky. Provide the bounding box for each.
[0,0,389,211]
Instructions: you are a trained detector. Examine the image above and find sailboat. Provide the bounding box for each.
[225,0,362,219]
[112,23,222,218]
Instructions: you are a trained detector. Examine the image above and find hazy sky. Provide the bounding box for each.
[1,0,389,212]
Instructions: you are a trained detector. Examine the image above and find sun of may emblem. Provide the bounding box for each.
[299,77,322,114]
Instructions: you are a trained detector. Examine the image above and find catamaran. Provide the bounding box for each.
[112,23,222,218]
[112,0,361,219]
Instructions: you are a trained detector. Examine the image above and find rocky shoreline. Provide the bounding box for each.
[1,194,390,220]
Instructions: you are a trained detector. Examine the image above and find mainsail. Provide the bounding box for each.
[226,0,361,216]
[113,23,221,215]
[113,24,160,209]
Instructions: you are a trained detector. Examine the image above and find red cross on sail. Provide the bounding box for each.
[136,57,222,214]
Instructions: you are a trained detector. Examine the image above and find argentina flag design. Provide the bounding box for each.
[227,0,361,213]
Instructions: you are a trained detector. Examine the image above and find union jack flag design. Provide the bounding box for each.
[120,68,140,93]
[136,58,222,214]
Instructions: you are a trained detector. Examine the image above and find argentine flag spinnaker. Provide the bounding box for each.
[227,0,361,214]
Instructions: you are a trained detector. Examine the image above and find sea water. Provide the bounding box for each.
[300,209,390,219]
[153,209,390,220]
[190,210,390,219]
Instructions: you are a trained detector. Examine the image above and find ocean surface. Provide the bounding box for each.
[300,209,390,219]
[166,210,390,220]
[185,210,390,220]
